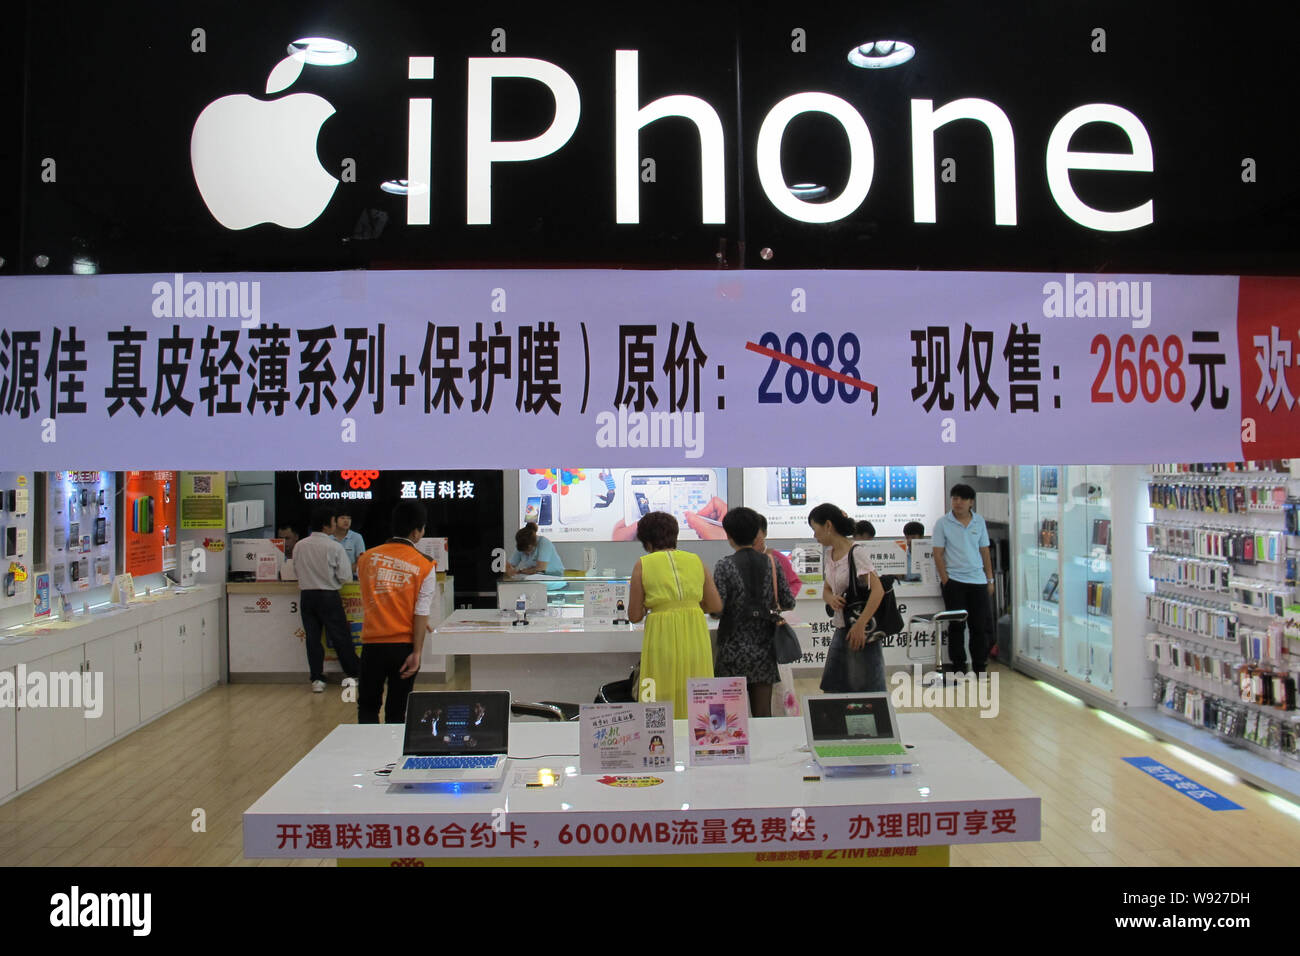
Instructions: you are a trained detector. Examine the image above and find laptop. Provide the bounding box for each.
[388,690,512,790]
[803,693,910,769]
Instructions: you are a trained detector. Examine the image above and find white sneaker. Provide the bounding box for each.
[341,677,357,689]
[311,680,326,693]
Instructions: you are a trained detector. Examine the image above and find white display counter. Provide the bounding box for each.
[430,608,642,704]
[243,715,1041,865]
[0,584,223,803]
[227,577,455,681]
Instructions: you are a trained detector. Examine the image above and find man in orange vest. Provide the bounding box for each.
[356,501,438,723]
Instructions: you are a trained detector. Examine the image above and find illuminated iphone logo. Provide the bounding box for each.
[191,39,356,230]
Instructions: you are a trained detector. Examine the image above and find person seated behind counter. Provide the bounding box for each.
[506,523,565,576]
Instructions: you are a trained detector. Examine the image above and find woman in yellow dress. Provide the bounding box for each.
[627,512,723,715]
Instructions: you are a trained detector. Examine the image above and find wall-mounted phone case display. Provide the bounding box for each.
[519,468,727,542]
[1013,465,1114,691]
[0,471,36,611]
[740,466,945,538]
[124,471,179,576]
[48,471,116,595]
[1144,461,1300,769]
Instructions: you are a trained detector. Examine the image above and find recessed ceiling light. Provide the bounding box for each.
[380,179,429,197]
[848,40,916,69]
[790,183,828,199]
[288,37,358,67]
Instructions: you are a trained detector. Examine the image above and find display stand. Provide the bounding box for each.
[243,714,1040,866]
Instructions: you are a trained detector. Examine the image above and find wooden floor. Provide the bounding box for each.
[2,663,1298,866]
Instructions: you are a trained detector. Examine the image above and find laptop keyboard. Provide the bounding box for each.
[403,756,501,770]
[815,743,908,757]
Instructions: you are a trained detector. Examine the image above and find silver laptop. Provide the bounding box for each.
[803,693,910,769]
[389,690,512,790]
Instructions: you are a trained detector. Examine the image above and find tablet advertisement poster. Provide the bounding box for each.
[520,468,728,542]
[579,702,674,773]
[687,677,751,766]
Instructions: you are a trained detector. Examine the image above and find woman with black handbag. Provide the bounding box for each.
[808,504,886,692]
[713,508,797,717]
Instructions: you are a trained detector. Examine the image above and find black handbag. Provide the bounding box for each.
[769,555,802,664]
[843,547,905,635]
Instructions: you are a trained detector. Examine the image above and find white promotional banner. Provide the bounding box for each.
[2,269,1295,468]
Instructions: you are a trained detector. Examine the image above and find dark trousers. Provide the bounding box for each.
[359,642,416,724]
[301,589,359,682]
[941,580,992,673]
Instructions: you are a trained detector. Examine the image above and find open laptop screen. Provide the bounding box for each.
[403,691,510,756]
[808,695,895,742]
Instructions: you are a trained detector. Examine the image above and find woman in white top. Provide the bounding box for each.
[808,504,885,692]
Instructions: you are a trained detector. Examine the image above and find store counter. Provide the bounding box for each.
[243,714,1041,866]
[228,577,455,681]
[429,608,643,703]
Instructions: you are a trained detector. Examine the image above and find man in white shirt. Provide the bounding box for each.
[293,504,359,693]
[932,484,995,675]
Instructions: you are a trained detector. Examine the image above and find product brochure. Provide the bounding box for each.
[33,572,49,617]
[687,677,751,766]
[579,702,674,773]
[584,580,631,624]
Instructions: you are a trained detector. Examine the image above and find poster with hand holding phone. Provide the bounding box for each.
[520,467,728,542]
[742,466,945,538]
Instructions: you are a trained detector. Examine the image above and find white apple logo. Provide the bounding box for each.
[191,53,341,229]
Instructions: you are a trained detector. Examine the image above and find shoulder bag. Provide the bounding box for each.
[769,554,803,664]
[843,546,905,635]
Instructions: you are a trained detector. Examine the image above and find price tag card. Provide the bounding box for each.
[584,580,630,624]
[687,677,751,766]
[578,702,674,774]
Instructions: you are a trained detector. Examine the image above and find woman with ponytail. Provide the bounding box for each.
[808,504,885,692]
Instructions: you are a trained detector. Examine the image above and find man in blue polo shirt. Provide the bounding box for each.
[932,484,995,675]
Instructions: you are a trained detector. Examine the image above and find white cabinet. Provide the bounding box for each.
[16,651,56,788]
[139,619,163,721]
[3,587,222,802]
[83,635,115,752]
[113,628,142,736]
[182,607,204,698]
[161,615,185,709]
[202,600,222,689]
[0,667,15,799]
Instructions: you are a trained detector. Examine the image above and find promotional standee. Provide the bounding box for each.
[46,472,116,598]
[0,472,35,611]
[124,471,179,577]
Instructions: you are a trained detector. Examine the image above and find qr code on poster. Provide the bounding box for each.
[645,706,667,730]
[192,475,212,494]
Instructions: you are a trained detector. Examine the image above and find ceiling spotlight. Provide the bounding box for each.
[71,256,98,275]
[288,37,358,67]
[34,254,49,269]
[848,40,916,69]
[790,183,828,200]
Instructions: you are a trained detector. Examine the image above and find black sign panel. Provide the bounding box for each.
[11,0,1300,274]
[275,469,502,600]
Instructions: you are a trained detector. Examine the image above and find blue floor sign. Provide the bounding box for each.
[1123,758,1243,811]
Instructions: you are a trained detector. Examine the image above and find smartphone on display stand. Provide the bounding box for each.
[887,466,917,502]
[856,467,886,506]
[787,467,806,506]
